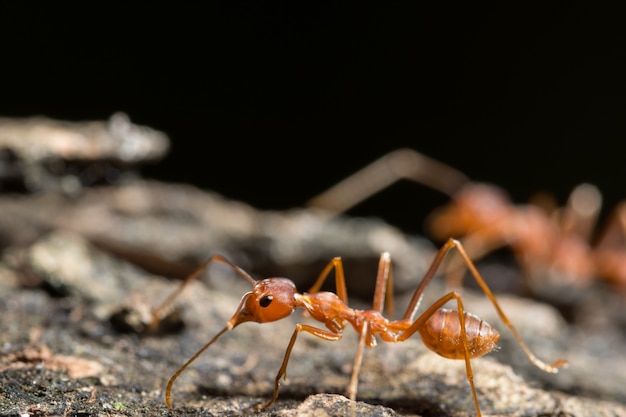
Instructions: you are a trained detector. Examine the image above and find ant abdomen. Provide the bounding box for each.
[418,308,500,360]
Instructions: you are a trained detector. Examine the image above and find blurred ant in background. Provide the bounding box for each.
[307,148,626,297]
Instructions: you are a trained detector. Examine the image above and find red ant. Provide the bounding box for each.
[150,238,567,417]
[307,148,626,294]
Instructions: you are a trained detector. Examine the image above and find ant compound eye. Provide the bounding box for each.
[259,295,273,308]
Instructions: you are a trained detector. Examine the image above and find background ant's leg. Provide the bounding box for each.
[305,148,469,215]
[306,257,348,303]
[559,183,602,240]
[371,252,394,315]
[150,254,256,330]
[595,201,626,250]
[260,324,343,410]
[445,239,568,373]
[591,201,626,288]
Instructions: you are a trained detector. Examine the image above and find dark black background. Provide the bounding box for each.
[2,3,625,235]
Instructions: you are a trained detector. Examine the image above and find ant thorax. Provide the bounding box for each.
[296,291,354,325]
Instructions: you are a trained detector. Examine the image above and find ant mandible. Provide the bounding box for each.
[150,238,567,417]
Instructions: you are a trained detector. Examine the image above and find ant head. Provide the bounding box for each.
[229,278,298,326]
[428,183,511,239]
[455,183,511,219]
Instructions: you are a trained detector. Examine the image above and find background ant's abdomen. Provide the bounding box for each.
[418,309,500,360]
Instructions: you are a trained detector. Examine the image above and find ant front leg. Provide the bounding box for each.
[306,256,349,302]
[259,323,344,410]
[308,252,396,314]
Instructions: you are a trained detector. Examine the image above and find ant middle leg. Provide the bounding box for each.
[303,253,395,401]
[306,256,349,303]
[344,252,399,403]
